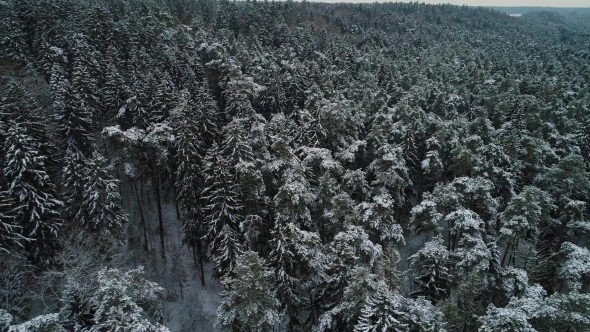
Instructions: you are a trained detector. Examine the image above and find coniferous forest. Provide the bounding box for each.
[1,0,590,331]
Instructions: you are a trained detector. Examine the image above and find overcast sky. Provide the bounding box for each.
[314,0,589,7]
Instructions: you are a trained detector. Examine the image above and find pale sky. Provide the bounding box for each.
[313,0,590,7]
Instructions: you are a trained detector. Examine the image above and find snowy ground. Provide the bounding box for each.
[120,179,222,332]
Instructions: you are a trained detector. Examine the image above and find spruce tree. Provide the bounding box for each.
[215,251,280,332]
[172,90,207,286]
[0,193,24,254]
[354,287,408,332]
[89,267,170,332]
[202,145,244,279]
[51,63,95,158]
[2,121,62,264]
[1,79,62,264]
[409,236,451,304]
[73,152,127,240]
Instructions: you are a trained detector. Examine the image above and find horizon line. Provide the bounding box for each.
[295,1,590,8]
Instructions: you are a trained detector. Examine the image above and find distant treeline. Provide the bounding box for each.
[490,6,589,15]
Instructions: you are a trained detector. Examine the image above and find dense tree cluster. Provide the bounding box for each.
[1,0,590,331]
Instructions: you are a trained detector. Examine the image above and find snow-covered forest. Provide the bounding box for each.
[1,0,590,331]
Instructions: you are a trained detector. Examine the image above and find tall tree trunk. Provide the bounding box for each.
[512,239,519,266]
[173,185,182,233]
[145,178,152,210]
[452,229,460,252]
[131,177,149,252]
[178,279,184,300]
[192,244,198,267]
[153,172,166,261]
[197,240,206,288]
[501,241,512,267]
[116,167,125,206]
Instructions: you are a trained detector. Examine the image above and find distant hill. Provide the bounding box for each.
[490,7,590,26]
[490,7,590,16]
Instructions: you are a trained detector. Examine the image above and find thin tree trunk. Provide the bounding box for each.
[447,222,453,251]
[173,185,183,245]
[131,177,149,252]
[116,167,125,206]
[451,230,460,252]
[153,172,166,261]
[197,240,206,288]
[174,196,181,224]
[501,242,512,267]
[192,244,198,267]
[145,178,152,210]
[512,239,519,267]
[178,279,184,300]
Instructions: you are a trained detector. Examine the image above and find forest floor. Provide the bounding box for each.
[120,179,222,332]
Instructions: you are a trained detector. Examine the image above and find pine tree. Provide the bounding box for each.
[117,66,151,130]
[61,148,85,212]
[0,309,66,332]
[150,72,176,123]
[405,297,447,332]
[1,78,62,264]
[51,63,96,229]
[89,267,170,332]
[269,221,325,331]
[69,33,103,122]
[51,63,95,158]
[365,143,411,241]
[315,267,381,332]
[270,134,314,228]
[498,186,554,267]
[100,61,129,124]
[449,209,491,274]
[220,68,269,222]
[172,90,207,286]
[0,191,25,254]
[409,236,451,304]
[215,251,280,332]
[102,118,174,260]
[316,226,384,330]
[409,193,443,235]
[2,121,62,264]
[558,242,590,292]
[190,81,220,150]
[219,111,268,229]
[72,152,127,240]
[354,287,408,332]
[479,282,545,332]
[202,145,243,279]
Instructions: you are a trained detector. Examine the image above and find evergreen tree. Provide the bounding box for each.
[72,152,127,240]
[1,79,62,264]
[354,287,408,332]
[409,236,451,304]
[51,63,95,158]
[2,121,62,264]
[215,251,280,332]
[89,267,170,332]
[68,34,102,120]
[100,61,129,124]
[172,90,208,285]
[202,145,244,279]
[219,77,268,231]
[315,267,381,331]
[0,309,66,332]
[0,191,24,254]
